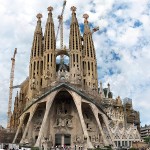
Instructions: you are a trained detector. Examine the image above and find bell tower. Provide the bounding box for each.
[43,6,56,88]
[69,6,82,85]
[28,13,43,99]
[82,14,98,91]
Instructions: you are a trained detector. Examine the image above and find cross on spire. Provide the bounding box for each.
[71,6,76,13]
[36,13,42,20]
[83,13,89,23]
[47,6,53,12]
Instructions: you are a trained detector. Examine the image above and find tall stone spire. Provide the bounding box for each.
[43,6,56,87]
[83,14,91,34]
[106,83,110,98]
[29,13,43,99]
[35,13,43,33]
[82,14,98,90]
[69,6,82,85]
[99,81,104,99]
[44,6,55,51]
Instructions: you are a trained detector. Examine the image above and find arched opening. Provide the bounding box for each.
[98,114,111,143]
[56,54,70,81]
[16,113,30,143]
[81,102,102,146]
[48,90,83,147]
[28,102,46,145]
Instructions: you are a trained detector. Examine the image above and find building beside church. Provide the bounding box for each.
[141,125,150,139]
[9,4,141,149]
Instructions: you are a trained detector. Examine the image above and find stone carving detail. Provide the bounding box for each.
[76,68,81,84]
[33,121,42,131]
[57,68,70,82]
[74,135,84,144]
[30,76,36,89]
[55,100,73,128]
[55,118,72,128]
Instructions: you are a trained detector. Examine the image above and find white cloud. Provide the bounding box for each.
[0,0,150,128]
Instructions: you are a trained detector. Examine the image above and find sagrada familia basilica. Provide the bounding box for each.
[9,3,141,149]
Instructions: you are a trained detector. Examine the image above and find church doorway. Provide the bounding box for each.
[55,134,71,147]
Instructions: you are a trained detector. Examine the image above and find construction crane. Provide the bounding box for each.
[7,48,17,131]
[56,0,67,63]
[92,26,99,34]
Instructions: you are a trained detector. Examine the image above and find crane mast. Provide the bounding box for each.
[7,48,17,131]
[56,0,66,63]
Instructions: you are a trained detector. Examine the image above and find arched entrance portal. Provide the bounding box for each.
[48,90,83,147]
[53,90,72,147]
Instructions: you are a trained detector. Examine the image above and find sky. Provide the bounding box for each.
[0,0,150,128]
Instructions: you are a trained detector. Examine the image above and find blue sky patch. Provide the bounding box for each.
[65,19,71,27]
[113,2,129,11]
[133,20,143,28]
[116,18,125,24]
[105,39,115,47]
[79,23,84,34]
[111,51,121,61]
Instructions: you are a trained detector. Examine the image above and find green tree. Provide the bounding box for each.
[144,136,150,144]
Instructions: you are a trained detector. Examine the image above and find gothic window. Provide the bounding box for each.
[37,61,39,70]
[40,61,43,75]
[37,39,40,56]
[30,64,32,78]
[51,26,53,49]
[65,109,67,114]
[56,119,59,126]
[91,62,93,71]
[88,61,90,70]
[34,62,36,70]
[86,123,89,128]
[77,54,78,63]
[40,78,42,86]
[47,54,49,63]
[47,29,50,50]
[73,54,75,62]
[89,136,91,141]
[44,56,46,70]
[51,54,53,66]
[87,46,89,57]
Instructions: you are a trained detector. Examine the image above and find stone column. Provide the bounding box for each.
[13,115,25,143]
[90,104,109,146]
[20,104,38,143]
[34,91,57,147]
[102,114,115,147]
[62,134,64,147]
[71,91,93,149]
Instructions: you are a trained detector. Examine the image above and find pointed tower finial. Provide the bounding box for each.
[16,91,18,97]
[71,6,76,13]
[35,13,42,33]
[83,14,91,33]
[83,14,89,23]
[99,81,104,98]
[36,13,42,20]
[116,96,122,106]
[47,6,53,12]
[106,83,110,98]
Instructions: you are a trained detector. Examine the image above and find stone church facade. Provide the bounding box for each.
[10,5,141,149]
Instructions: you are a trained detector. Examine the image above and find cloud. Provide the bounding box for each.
[0,0,150,128]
